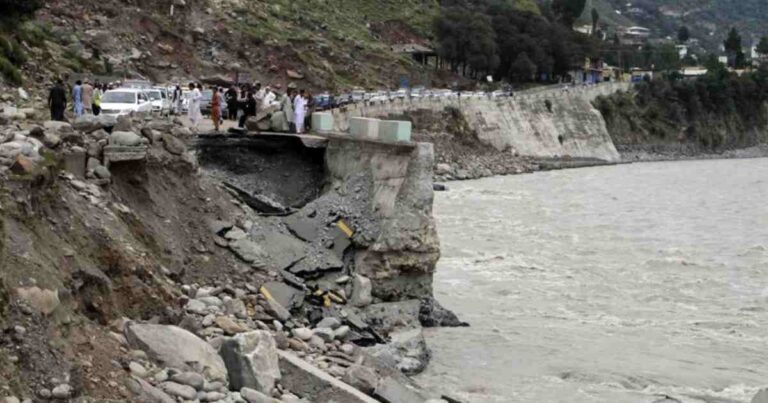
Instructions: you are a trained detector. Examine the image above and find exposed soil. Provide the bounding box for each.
[0,147,271,400]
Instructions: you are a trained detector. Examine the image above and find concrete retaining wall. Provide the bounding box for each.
[330,83,631,162]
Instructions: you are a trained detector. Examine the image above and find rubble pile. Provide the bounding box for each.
[0,102,465,402]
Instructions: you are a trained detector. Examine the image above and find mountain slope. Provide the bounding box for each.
[583,0,768,51]
[2,0,443,93]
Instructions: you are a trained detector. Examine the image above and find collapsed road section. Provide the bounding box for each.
[0,112,466,403]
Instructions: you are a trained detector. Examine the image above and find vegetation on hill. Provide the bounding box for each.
[0,0,43,85]
[434,0,599,82]
[595,66,768,153]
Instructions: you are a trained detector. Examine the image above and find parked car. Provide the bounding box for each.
[334,93,352,107]
[394,88,408,99]
[313,93,332,110]
[99,89,154,117]
[350,89,366,103]
[147,88,171,116]
[154,87,172,115]
[368,91,389,103]
[410,87,425,99]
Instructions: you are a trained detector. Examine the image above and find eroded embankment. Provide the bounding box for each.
[0,115,463,403]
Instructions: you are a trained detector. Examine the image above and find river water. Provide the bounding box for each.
[416,158,768,403]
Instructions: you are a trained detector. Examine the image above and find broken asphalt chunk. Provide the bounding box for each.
[261,281,304,311]
[224,181,292,215]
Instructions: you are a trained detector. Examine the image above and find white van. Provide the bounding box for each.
[100,89,154,117]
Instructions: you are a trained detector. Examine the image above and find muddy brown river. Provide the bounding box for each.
[417,158,768,402]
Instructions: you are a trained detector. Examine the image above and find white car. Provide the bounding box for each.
[100,89,154,117]
[369,91,389,103]
[148,88,171,116]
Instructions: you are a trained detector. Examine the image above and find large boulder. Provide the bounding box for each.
[124,324,228,381]
[43,121,74,134]
[219,331,281,393]
[14,287,60,315]
[110,131,145,147]
[97,114,118,128]
[72,115,103,133]
[114,115,133,131]
[161,133,185,155]
[350,275,373,307]
[270,111,289,132]
[365,328,431,375]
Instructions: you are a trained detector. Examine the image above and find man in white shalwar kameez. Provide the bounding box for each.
[293,89,307,134]
[188,83,203,129]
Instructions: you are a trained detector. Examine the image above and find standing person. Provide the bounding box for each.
[305,90,315,131]
[239,91,256,128]
[236,85,247,123]
[72,80,83,117]
[48,79,67,121]
[225,86,238,121]
[92,84,102,116]
[261,86,277,109]
[293,89,307,134]
[173,85,184,115]
[280,88,295,133]
[81,80,94,115]
[188,82,203,129]
[211,86,222,132]
[253,82,265,116]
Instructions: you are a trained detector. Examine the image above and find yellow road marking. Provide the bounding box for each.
[337,220,354,237]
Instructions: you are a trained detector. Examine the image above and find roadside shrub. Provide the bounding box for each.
[0,36,26,66]
[0,56,22,85]
[0,0,43,22]
[17,22,50,48]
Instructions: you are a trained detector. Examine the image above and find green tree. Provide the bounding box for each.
[723,27,743,68]
[551,0,587,28]
[0,0,42,24]
[591,8,599,35]
[756,36,768,57]
[510,52,537,82]
[677,26,690,43]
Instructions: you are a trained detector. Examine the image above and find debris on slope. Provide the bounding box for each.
[0,108,464,402]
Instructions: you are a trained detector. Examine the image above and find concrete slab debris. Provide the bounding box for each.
[284,214,320,242]
[373,376,427,403]
[223,181,291,215]
[277,350,379,403]
[103,145,148,168]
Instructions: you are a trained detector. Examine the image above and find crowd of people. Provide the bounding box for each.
[179,81,314,134]
[47,77,316,135]
[47,78,121,121]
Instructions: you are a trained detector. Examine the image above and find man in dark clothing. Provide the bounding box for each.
[225,86,238,121]
[238,91,256,128]
[48,79,67,121]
